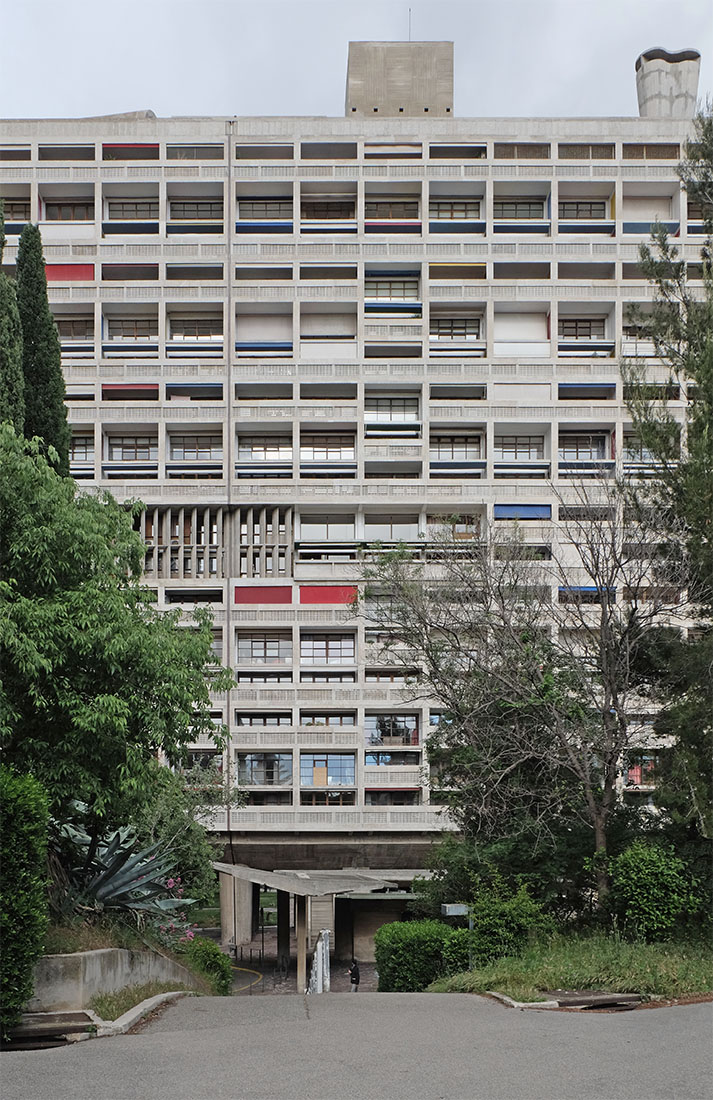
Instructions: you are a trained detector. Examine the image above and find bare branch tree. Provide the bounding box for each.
[358,478,688,897]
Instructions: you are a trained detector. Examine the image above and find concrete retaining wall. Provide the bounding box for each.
[28,949,201,1011]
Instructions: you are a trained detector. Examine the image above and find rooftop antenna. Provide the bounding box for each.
[408,7,412,41]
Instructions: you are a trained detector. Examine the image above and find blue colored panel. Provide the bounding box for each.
[494,504,551,520]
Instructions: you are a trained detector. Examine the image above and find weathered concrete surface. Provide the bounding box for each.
[29,950,200,1011]
[2,993,711,1100]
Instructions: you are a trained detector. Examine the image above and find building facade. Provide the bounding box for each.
[1,43,702,871]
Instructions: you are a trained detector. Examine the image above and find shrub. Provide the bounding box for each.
[376,887,552,991]
[0,768,49,1037]
[181,936,232,995]
[608,840,699,941]
[374,920,450,991]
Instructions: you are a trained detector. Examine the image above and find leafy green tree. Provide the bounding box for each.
[623,108,713,845]
[0,203,25,433]
[15,223,70,474]
[0,425,232,842]
[0,767,49,1037]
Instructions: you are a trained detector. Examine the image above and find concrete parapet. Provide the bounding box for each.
[28,949,201,1012]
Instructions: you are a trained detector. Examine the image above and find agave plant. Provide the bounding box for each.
[53,819,195,918]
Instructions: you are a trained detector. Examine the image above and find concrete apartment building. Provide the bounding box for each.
[0,42,704,959]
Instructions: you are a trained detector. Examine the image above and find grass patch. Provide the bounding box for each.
[427,934,713,1002]
[44,921,143,955]
[90,982,192,1020]
[190,907,220,928]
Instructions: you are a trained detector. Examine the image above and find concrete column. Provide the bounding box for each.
[295,894,307,992]
[276,889,290,969]
[234,877,253,946]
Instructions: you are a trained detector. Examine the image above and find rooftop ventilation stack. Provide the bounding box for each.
[635,48,701,118]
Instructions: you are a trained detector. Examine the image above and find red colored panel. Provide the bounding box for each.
[235,586,292,605]
[299,585,358,605]
[45,264,94,281]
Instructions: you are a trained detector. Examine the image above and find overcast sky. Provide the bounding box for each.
[1,0,711,120]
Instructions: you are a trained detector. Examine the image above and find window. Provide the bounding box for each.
[494,435,544,460]
[623,435,655,462]
[107,200,159,220]
[185,750,221,772]
[300,671,356,683]
[236,712,292,726]
[236,631,292,664]
[70,435,94,461]
[0,146,31,160]
[301,200,355,219]
[300,791,355,806]
[364,791,420,806]
[558,143,614,159]
[169,317,223,339]
[169,200,223,220]
[364,516,419,541]
[237,671,292,684]
[364,396,419,422]
[107,436,157,461]
[2,201,30,221]
[558,200,607,219]
[300,712,356,727]
[237,436,292,462]
[300,633,355,665]
[238,753,292,785]
[365,714,419,745]
[169,435,223,460]
[494,504,551,520]
[558,434,607,460]
[558,505,613,522]
[44,201,94,221]
[428,516,480,540]
[430,318,481,339]
[687,201,713,221]
[558,318,606,340]
[559,587,613,604]
[365,751,420,766]
[364,200,419,219]
[300,515,355,541]
[103,144,159,160]
[300,435,355,461]
[55,317,94,339]
[493,142,550,158]
[429,199,480,220]
[493,199,545,219]
[430,435,482,460]
[300,753,355,787]
[106,318,158,340]
[364,278,419,299]
[167,144,224,160]
[365,669,418,683]
[238,199,292,219]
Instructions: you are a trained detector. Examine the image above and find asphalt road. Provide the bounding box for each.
[2,994,712,1100]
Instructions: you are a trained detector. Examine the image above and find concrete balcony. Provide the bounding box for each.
[202,805,450,832]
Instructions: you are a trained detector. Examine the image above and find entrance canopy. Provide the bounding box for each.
[213,862,398,896]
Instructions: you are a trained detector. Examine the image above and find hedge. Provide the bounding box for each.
[182,936,233,995]
[0,767,49,1037]
[374,920,450,992]
[375,887,552,991]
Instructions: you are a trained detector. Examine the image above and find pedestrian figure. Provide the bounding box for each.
[348,959,360,991]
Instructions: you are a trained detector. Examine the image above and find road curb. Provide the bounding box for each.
[93,991,194,1036]
[487,991,559,1010]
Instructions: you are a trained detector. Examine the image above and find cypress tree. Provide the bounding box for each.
[0,274,24,434]
[15,223,70,475]
[0,203,25,433]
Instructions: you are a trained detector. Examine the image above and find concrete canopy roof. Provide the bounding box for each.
[213,862,398,897]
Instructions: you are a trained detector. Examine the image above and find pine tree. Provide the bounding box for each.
[0,204,25,433]
[15,223,70,475]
